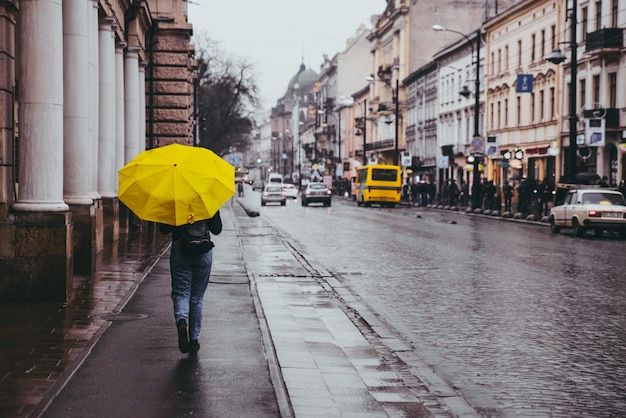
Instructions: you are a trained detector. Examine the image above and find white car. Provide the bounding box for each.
[282,184,298,199]
[261,185,286,206]
[549,188,626,237]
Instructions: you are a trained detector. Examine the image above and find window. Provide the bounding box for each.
[497,101,501,128]
[541,30,546,60]
[505,98,509,127]
[490,103,495,129]
[550,87,556,120]
[540,90,545,121]
[491,52,495,74]
[531,92,536,122]
[609,72,617,108]
[611,0,618,27]
[531,33,536,62]
[497,49,501,73]
[595,1,602,30]
[505,45,509,70]
[582,7,588,41]
[567,82,572,113]
[580,80,586,110]
[593,75,600,104]
[517,96,522,125]
[550,25,556,50]
[517,40,522,68]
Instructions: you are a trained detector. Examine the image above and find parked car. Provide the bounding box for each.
[252,179,264,191]
[282,184,298,199]
[549,188,626,237]
[261,185,286,206]
[301,182,332,207]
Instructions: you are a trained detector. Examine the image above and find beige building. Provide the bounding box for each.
[564,0,625,184]
[367,0,410,166]
[0,1,195,300]
[484,0,562,188]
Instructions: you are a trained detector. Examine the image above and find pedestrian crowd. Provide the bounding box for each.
[429,177,555,217]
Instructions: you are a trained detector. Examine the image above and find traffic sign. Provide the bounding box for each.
[471,136,484,152]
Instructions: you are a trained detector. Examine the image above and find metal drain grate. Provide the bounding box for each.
[90,313,150,321]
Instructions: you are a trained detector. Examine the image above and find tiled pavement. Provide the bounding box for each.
[0,225,170,418]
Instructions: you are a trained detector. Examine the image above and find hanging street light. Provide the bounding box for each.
[545,0,578,183]
[433,24,482,210]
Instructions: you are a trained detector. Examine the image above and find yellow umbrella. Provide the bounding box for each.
[118,143,235,226]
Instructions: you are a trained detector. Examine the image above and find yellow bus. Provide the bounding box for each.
[355,164,402,207]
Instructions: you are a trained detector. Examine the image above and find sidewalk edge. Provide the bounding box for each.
[230,203,294,418]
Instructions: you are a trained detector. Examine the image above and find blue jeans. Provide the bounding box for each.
[170,241,213,340]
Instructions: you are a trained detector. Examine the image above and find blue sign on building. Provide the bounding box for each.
[516,74,534,93]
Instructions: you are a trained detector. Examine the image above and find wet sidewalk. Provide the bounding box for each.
[0,200,472,417]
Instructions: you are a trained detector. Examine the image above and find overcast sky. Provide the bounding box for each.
[188,0,383,113]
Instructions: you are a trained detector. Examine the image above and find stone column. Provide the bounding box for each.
[115,44,126,186]
[124,47,140,164]
[10,0,72,301]
[99,19,119,243]
[63,0,91,206]
[88,0,104,255]
[138,63,147,153]
[88,0,100,199]
[115,44,129,231]
[62,0,97,276]
[123,47,140,227]
[0,1,17,205]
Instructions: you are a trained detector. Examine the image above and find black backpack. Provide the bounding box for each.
[179,221,214,255]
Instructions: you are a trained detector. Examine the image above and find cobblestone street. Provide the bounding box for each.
[252,193,626,417]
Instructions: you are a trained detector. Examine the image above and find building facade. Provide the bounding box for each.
[564,0,625,184]
[367,0,410,167]
[484,0,561,191]
[0,0,195,300]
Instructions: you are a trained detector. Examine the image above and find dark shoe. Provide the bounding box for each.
[177,319,189,353]
[189,339,200,352]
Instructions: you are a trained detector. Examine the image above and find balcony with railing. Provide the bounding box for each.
[585,28,623,53]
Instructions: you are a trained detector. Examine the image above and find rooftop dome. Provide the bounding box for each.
[287,63,318,92]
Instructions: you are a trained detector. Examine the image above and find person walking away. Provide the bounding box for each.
[484,181,496,210]
[503,181,513,212]
[402,182,410,204]
[539,179,552,216]
[460,180,469,207]
[449,179,460,206]
[159,211,223,353]
[237,181,244,197]
[619,180,626,200]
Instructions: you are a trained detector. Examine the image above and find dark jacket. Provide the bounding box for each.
[158,210,223,241]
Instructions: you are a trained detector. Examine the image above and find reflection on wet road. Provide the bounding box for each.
[253,193,626,417]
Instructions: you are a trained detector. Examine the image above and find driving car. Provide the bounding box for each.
[261,184,286,206]
[252,179,264,191]
[549,188,626,237]
[301,182,332,207]
[282,183,298,199]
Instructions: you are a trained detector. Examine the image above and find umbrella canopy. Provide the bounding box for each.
[118,143,235,226]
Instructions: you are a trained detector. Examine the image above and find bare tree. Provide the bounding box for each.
[194,35,260,156]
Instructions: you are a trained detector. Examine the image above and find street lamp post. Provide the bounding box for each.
[362,100,367,166]
[293,83,301,188]
[394,78,400,166]
[353,99,368,166]
[373,70,400,166]
[433,25,482,209]
[546,0,578,183]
